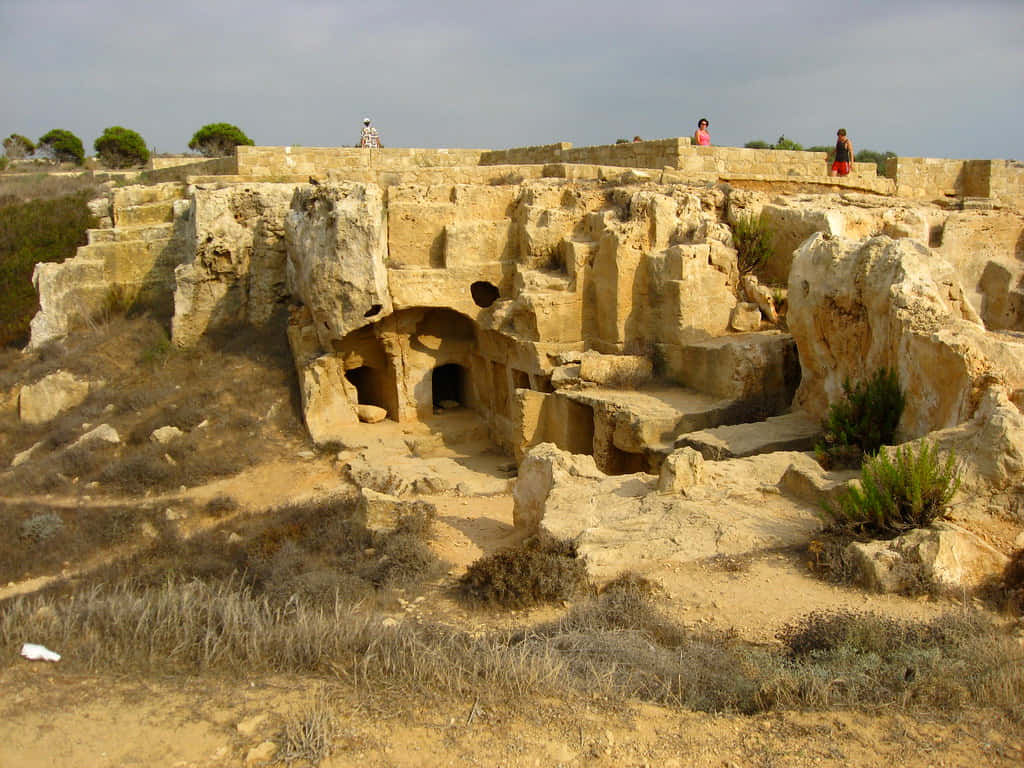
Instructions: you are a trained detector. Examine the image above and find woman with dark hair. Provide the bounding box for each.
[831,128,854,176]
[693,119,711,146]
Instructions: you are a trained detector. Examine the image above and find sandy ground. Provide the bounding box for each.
[1,417,1022,767]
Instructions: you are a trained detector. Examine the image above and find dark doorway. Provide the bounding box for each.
[345,366,385,408]
[432,363,466,407]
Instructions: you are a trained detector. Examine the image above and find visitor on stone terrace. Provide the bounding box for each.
[693,118,711,146]
[831,128,854,176]
[360,117,382,148]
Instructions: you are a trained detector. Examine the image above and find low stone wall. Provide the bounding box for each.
[888,156,995,200]
[236,146,486,177]
[481,138,691,170]
[990,160,1024,206]
[142,156,237,183]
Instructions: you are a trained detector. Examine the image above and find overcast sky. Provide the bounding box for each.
[2,0,1021,160]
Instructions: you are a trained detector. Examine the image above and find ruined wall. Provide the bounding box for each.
[236,146,487,177]
[888,157,992,200]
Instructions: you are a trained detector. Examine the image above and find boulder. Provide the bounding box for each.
[741,275,779,323]
[845,521,1010,593]
[357,404,388,423]
[150,426,184,444]
[578,351,653,388]
[730,302,762,332]
[19,371,96,425]
[68,424,120,450]
[657,447,705,494]
[512,442,604,531]
[357,488,435,533]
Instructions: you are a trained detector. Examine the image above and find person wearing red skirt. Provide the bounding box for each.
[831,128,854,176]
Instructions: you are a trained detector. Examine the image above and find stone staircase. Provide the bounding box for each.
[30,183,190,347]
[553,330,820,474]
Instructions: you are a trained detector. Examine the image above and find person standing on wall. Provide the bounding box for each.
[360,118,382,149]
[831,128,854,176]
[693,118,711,146]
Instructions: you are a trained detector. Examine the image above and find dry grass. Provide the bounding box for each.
[3,576,1019,720]
[0,314,304,498]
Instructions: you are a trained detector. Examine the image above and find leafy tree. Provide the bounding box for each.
[37,129,85,165]
[188,123,254,157]
[856,149,897,177]
[94,126,150,168]
[3,134,35,160]
[772,135,803,151]
[744,140,770,149]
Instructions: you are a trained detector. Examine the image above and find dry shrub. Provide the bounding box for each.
[279,687,337,764]
[458,534,590,609]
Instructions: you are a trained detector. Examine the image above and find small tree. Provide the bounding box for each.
[188,123,254,157]
[817,368,906,468]
[732,214,773,275]
[37,129,85,165]
[744,140,770,149]
[824,440,961,539]
[3,134,35,160]
[94,126,150,168]
[772,135,803,151]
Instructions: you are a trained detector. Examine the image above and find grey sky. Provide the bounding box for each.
[2,0,1021,160]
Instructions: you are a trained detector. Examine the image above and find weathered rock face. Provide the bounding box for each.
[788,233,1024,437]
[285,184,392,348]
[172,183,295,347]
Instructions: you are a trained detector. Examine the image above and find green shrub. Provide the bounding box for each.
[94,126,150,168]
[772,135,803,151]
[188,123,254,157]
[731,214,773,275]
[3,134,35,160]
[824,440,961,539]
[458,534,590,608]
[37,129,85,165]
[817,368,905,467]
[0,191,95,346]
[744,140,770,149]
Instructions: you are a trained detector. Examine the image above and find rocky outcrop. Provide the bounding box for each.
[172,183,295,347]
[513,443,822,579]
[285,183,391,348]
[846,521,1009,594]
[788,234,1024,437]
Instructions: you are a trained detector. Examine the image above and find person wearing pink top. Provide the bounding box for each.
[693,118,711,146]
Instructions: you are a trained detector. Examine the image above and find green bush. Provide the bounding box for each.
[744,140,770,149]
[37,129,85,165]
[188,123,254,157]
[94,126,150,168]
[3,134,35,160]
[0,191,95,346]
[731,214,773,275]
[817,368,905,467]
[824,440,961,539]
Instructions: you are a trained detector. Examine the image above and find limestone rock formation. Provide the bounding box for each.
[514,443,821,579]
[173,183,295,347]
[788,233,1024,437]
[285,183,391,348]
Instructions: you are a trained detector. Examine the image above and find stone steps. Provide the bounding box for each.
[676,412,823,460]
[87,223,177,245]
[114,200,177,227]
[112,182,187,207]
